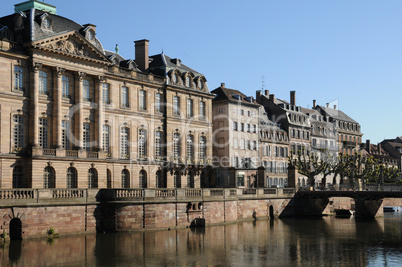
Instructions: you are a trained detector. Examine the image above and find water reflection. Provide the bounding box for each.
[1,213,401,266]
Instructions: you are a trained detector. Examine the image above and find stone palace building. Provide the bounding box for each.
[0,1,214,189]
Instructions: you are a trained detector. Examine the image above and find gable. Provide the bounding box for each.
[31,31,110,64]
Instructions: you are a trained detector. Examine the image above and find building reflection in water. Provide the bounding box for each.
[1,214,401,266]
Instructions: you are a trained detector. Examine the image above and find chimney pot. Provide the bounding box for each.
[269,94,275,102]
[334,105,337,110]
[326,103,329,108]
[221,83,225,88]
[366,139,371,153]
[264,90,269,96]
[134,39,149,72]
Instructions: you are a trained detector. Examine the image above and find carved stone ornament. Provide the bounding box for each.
[54,67,65,76]
[30,62,42,73]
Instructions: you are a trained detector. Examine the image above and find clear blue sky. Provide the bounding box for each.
[4,0,402,143]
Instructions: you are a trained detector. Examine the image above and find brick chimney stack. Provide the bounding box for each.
[256,90,261,103]
[290,91,296,105]
[269,94,275,103]
[134,39,149,72]
[221,83,225,88]
[366,139,371,154]
[264,90,269,96]
[313,100,316,108]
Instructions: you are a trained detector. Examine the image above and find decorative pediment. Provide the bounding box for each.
[31,31,110,64]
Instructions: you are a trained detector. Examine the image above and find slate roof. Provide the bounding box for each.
[0,8,104,53]
[211,86,259,106]
[149,53,202,77]
[316,105,358,124]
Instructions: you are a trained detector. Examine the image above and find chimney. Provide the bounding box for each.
[313,100,316,108]
[269,94,275,103]
[326,103,329,108]
[290,91,296,105]
[264,90,269,96]
[334,105,337,110]
[256,90,261,103]
[221,83,225,88]
[366,139,371,154]
[134,39,149,72]
[378,143,382,154]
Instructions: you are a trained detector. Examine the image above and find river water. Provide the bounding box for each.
[1,212,401,266]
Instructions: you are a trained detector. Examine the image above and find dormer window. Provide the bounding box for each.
[40,14,52,30]
[198,80,204,90]
[172,73,178,84]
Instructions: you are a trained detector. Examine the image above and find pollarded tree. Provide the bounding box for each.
[289,148,331,188]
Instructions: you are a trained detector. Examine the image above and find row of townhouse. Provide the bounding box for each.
[211,86,363,188]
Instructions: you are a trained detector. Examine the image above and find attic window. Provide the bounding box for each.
[87,29,95,41]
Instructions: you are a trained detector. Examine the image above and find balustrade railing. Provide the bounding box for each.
[0,189,35,200]
[86,152,98,158]
[66,150,78,157]
[52,189,84,199]
[185,189,202,197]
[210,189,224,196]
[155,189,176,198]
[115,189,143,198]
[243,188,257,195]
[43,149,56,156]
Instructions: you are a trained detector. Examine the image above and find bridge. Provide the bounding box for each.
[295,190,402,218]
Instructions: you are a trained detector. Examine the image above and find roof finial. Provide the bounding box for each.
[115,44,119,54]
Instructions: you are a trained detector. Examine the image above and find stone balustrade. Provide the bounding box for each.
[0,188,296,205]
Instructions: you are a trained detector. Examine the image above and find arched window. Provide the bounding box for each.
[44,166,55,188]
[88,168,98,188]
[155,131,162,159]
[107,169,112,188]
[83,79,91,101]
[187,171,194,188]
[174,171,181,188]
[12,165,23,188]
[122,169,130,188]
[67,167,77,188]
[103,125,111,156]
[139,170,147,188]
[185,76,191,87]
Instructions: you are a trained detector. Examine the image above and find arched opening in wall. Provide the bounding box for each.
[156,170,165,188]
[12,165,23,188]
[67,167,77,188]
[43,166,55,188]
[174,171,181,188]
[88,168,98,188]
[107,169,112,188]
[122,169,130,188]
[9,218,22,240]
[139,170,147,188]
[187,171,194,188]
[269,205,274,219]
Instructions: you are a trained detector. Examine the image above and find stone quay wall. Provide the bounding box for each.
[0,188,295,239]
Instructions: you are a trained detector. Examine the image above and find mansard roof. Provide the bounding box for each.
[149,53,202,77]
[212,86,259,107]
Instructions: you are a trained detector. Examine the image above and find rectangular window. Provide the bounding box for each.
[233,138,238,149]
[199,136,206,161]
[120,127,130,158]
[173,96,180,115]
[173,132,181,160]
[62,75,70,98]
[186,134,194,160]
[39,118,48,149]
[241,123,244,132]
[199,101,205,119]
[83,79,90,101]
[139,89,146,110]
[240,109,244,116]
[218,107,224,114]
[252,124,256,133]
[83,123,91,151]
[155,131,162,159]
[39,71,48,95]
[62,120,71,150]
[103,125,111,156]
[155,93,162,113]
[240,139,245,150]
[253,141,257,151]
[121,86,129,108]
[138,129,147,158]
[13,115,24,150]
[233,122,238,131]
[14,66,24,91]
[102,83,110,104]
[246,124,250,132]
[187,98,193,118]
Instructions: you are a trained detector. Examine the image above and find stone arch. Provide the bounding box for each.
[122,169,130,188]
[88,168,98,188]
[139,169,147,188]
[12,165,23,188]
[43,166,55,188]
[66,167,77,188]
